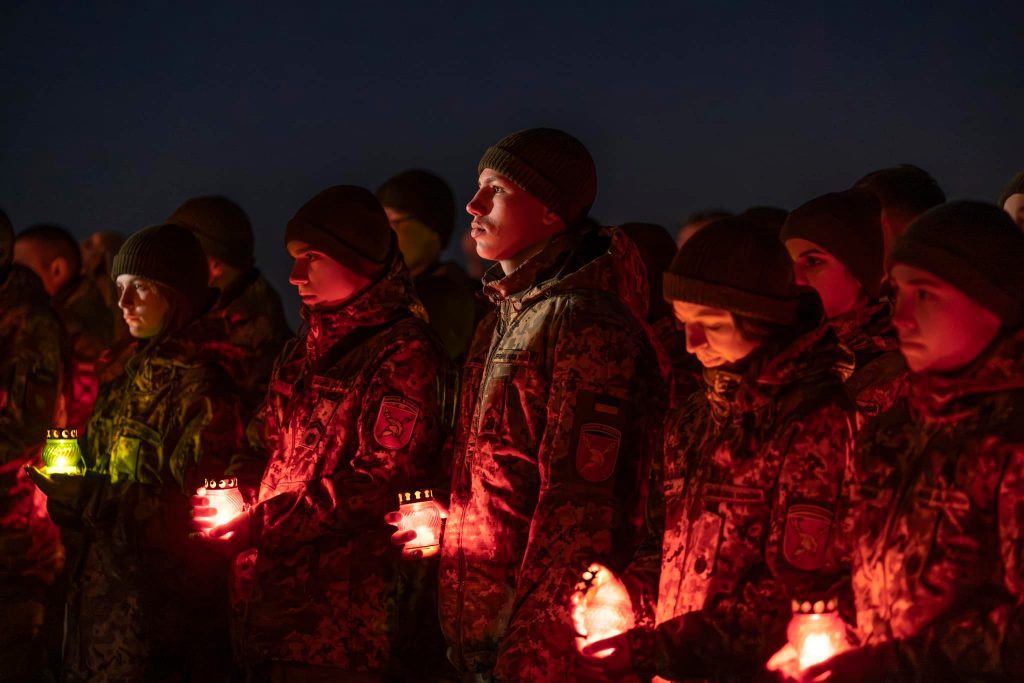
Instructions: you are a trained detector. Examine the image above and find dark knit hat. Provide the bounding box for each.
[477,128,597,225]
[780,189,884,298]
[376,169,456,248]
[890,201,1024,327]
[998,170,1024,207]
[285,185,394,265]
[111,224,212,316]
[664,216,802,324]
[168,196,254,270]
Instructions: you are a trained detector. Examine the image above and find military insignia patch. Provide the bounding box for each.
[783,503,833,571]
[374,396,420,450]
[575,423,621,482]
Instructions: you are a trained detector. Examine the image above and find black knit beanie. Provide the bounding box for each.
[998,170,1024,207]
[890,201,1024,327]
[376,169,456,248]
[285,185,394,265]
[663,216,802,324]
[168,195,254,270]
[477,128,597,225]
[111,224,212,318]
[780,189,884,298]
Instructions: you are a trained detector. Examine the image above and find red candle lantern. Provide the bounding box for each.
[785,597,850,672]
[571,563,634,659]
[199,477,246,528]
[395,489,444,558]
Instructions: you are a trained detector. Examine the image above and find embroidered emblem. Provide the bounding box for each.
[374,396,420,450]
[575,423,621,482]
[783,503,833,571]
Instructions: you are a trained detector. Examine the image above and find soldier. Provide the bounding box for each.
[435,128,666,680]
[806,201,1024,681]
[577,218,856,682]
[80,229,127,341]
[854,164,945,264]
[29,224,246,681]
[781,189,906,421]
[169,195,291,414]
[999,170,1024,229]
[0,209,65,681]
[193,186,453,680]
[14,224,114,430]
[377,169,478,360]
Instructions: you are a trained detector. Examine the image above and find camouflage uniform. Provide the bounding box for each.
[649,314,704,408]
[0,264,64,680]
[235,253,454,677]
[194,268,291,414]
[57,325,245,682]
[439,227,667,680]
[624,323,857,682]
[846,327,1024,680]
[53,274,115,432]
[830,299,907,426]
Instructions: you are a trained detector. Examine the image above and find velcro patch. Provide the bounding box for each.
[575,423,621,482]
[783,503,833,571]
[915,484,971,513]
[702,483,767,505]
[491,349,532,365]
[374,396,420,450]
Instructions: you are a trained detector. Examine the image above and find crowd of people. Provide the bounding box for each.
[0,127,1022,682]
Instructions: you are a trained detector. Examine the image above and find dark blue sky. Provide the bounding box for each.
[3,1,1021,324]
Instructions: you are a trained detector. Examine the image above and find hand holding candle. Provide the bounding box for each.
[191,477,247,540]
[42,428,86,475]
[384,489,447,559]
[571,562,635,660]
[766,598,851,681]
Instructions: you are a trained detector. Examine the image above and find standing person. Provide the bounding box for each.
[998,170,1024,229]
[438,128,666,680]
[0,209,65,681]
[14,224,114,431]
[781,189,906,421]
[29,223,245,682]
[194,185,453,681]
[377,169,478,360]
[169,195,291,415]
[854,164,945,263]
[577,217,856,682]
[80,230,128,341]
[807,202,1024,681]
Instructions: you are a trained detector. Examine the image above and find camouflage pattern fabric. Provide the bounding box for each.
[830,299,907,426]
[623,323,857,682]
[193,268,291,415]
[439,227,667,680]
[236,252,454,677]
[847,327,1024,680]
[59,323,245,682]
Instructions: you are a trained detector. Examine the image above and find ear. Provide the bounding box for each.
[541,208,566,231]
[49,256,69,282]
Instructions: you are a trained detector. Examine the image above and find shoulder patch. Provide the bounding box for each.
[575,423,621,482]
[783,503,833,571]
[373,396,420,450]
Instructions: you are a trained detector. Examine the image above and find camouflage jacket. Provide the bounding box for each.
[237,253,453,674]
[831,299,906,426]
[625,322,857,682]
[53,275,115,433]
[0,265,64,584]
[847,327,1024,680]
[60,324,245,682]
[415,259,478,361]
[194,268,291,414]
[439,227,667,680]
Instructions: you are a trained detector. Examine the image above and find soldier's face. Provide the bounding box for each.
[287,240,374,309]
[384,207,441,275]
[672,301,762,368]
[467,169,563,273]
[890,264,1003,373]
[116,274,171,339]
[785,238,867,319]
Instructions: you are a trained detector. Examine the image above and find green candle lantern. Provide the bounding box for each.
[42,428,86,475]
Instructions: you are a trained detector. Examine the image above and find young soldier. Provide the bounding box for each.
[437,128,666,680]
[377,169,478,360]
[853,164,945,263]
[169,195,291,414]
[807,201,1024,681]
[0,209,65,681]
[14,224,114,430]
[577,218,856,681]
[194,186,453,680]
[781,189,906,421]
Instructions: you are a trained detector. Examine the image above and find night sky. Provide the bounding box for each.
[3,1,1021,327]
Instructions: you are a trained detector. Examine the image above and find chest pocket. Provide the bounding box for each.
[295,377,345,457]
[476,350,533,440]
[109,420,164,486]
